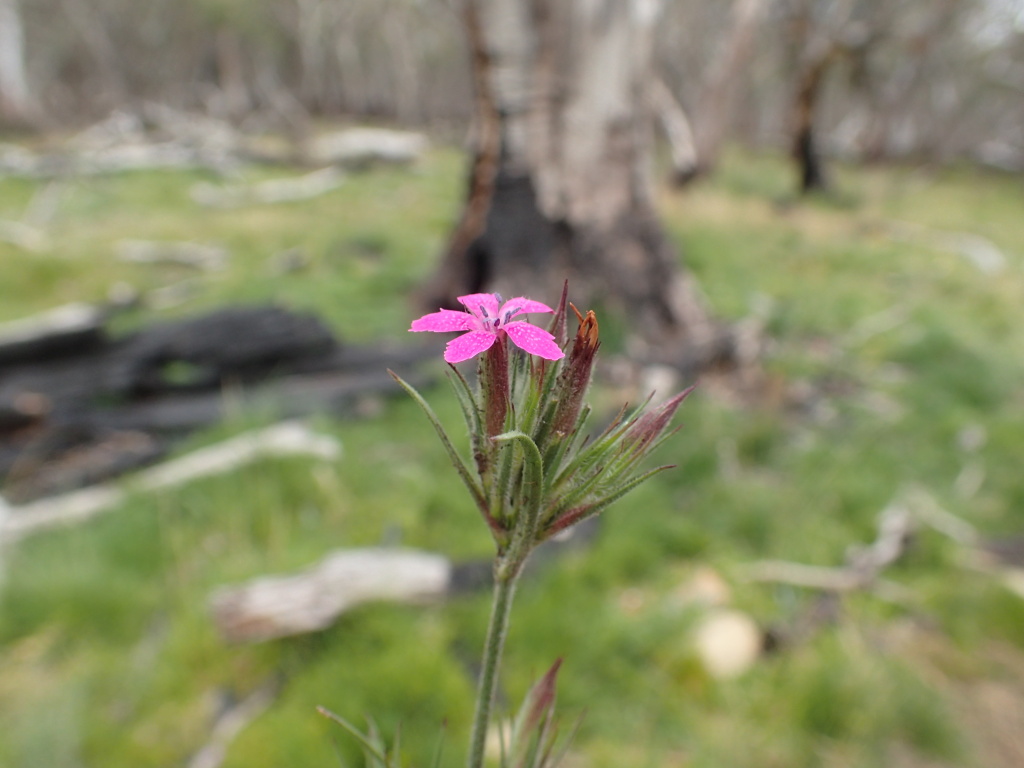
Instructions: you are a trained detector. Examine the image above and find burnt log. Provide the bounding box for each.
[0,304,435,500]
[0,302,106,367]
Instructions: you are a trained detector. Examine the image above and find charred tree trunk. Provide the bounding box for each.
[421,0,732,370]
[785,0,862,195]
[791,49,833,194]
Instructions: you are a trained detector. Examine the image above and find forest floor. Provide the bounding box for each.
[1,141,1023,768]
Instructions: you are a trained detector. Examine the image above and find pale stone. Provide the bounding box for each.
[694,608,762,679]
[671,566,732,609]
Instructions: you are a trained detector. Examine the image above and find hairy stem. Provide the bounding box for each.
[467,565,518,768]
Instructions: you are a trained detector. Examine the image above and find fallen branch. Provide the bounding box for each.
[0,302,105,366]
[116,240,230,271]
[306,127,427,168]
[0,219,48,251]
[209,547,452,643]
[187,682,278,768]
[190,168,344,208]
[742,501,915,598]
[0,421,340,542]
[0,111,427,179]
[888,220,1009,276]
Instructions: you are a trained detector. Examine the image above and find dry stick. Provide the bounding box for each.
[743,502,916,601]
[190,168,345,209]
[116,239,230,270]
[0,421,340,543]
[209,548,452,644]
[186,681,278,768]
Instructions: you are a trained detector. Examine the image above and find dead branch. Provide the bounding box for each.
[0,111,427,180]
[888,220,1008,276]
[0,421,340,542]
[0,219,48,251]
[0,302,105,366]
[190,168,344,208]
[209,547,452,643]
[116,240,230,271]
[306,127,427,167]
[743,501,915,596]
[187,682,278,768]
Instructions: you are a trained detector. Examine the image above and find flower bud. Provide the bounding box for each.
[550,304,600,438]
[622,385,695,453]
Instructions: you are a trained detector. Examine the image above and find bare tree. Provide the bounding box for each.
[784,0,857,193]
[420,0,732,368]
[690,0,768,180]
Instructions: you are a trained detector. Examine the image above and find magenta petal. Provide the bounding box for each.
[457,293,501,321]
[410,310,474,333]
[501,297,554,319]
[505,322,564,360]
[444,330,497,363]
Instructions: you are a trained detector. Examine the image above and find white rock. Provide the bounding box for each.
[694,609,762,679]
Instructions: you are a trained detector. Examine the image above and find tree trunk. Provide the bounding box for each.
[420,0,730,370]
[689,0,767,180]
[0,0,37,127]
[791,49,832,194]
[786,0,860,195]
[649,76,699,185]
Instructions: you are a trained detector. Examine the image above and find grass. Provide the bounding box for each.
[2,143,1024,767]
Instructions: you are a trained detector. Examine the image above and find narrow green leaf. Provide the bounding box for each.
[317,707,389,765]
[446,364,483,442]
[543,465,673,539]
[428,722,447,768]
[389,370,491,523]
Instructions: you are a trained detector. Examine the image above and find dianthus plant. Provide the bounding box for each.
[389,284,692,768]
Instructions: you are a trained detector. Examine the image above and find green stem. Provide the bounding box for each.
[467,565,519,768]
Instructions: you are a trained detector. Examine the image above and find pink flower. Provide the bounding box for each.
[411,293,565,364]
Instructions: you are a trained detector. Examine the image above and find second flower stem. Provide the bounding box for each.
[466,566,518,768]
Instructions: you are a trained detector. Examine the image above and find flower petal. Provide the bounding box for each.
[410,309,474,333]
[457,293,501,322]
[500,297,554,320]
[505,322,564,360]
[444,330,498,363]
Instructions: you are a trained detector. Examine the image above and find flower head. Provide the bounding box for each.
[411,292,565,364]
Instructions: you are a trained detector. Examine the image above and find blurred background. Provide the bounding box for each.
[2,0,1024,168]
[1,1,1024,767]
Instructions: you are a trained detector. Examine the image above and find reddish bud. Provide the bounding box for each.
[518,658,562,736]
[623,385,695,452]
[550,304,600,438]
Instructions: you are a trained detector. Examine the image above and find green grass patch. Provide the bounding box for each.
[2,142,1024,767]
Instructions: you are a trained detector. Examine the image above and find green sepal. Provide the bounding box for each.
[492,430,545,572]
